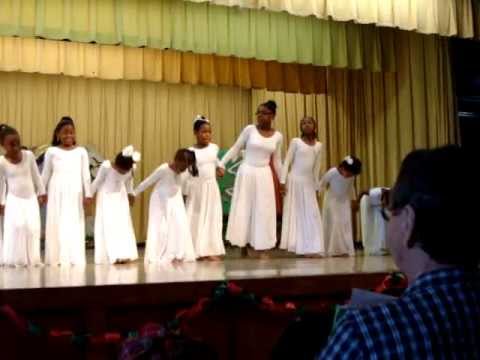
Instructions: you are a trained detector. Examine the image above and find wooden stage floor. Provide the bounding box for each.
[0,249,396,290]
[0,249,397,359]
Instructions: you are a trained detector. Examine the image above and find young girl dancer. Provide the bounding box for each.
[42,117,92,266]
[91,145,140,264]
[280,117,325,256]
[219,100,283,253]
[0,124,46,266]
[134,148,198,264]
[318,155,362,257]
[184,115,225,260]
[360,187,390,256]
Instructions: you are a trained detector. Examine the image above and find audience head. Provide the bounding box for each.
[386,145,479,279]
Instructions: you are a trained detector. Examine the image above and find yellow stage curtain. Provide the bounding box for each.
[0,33,455,240]
[0,36,327,94]
[186,0,476,38]
[0,71,251,239]
[252,31,455,193]
[0,0,395,71]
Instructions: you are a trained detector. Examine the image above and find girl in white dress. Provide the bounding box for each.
[318,155,362,257]
[42,117,92,266]
[91,145,140,264]
[280,117,325,256]
[219,100,283,253]
[134,149,198,264]
[360,187,390,256]
[0,124,46,266]
[184,115,225,260]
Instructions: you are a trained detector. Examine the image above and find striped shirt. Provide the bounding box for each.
[318,267,480,359]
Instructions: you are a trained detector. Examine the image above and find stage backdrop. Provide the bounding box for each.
[0,30,455,240]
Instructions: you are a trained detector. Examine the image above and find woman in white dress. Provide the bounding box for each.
[42,117,92,266]
[134,149,198,264]
[91,145,140,264]
[219,100,283,253]
[0,124,46,266]
[184,115,225,260]
[360,187,390,256]
[318,155,362,256]
[280,117,325,256]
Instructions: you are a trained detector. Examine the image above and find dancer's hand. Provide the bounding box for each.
[38,195,47,206]
[128,194,135,207]
[216,167,225,177]
[83,197,93,208]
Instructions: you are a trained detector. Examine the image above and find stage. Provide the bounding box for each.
[0,250,396,359]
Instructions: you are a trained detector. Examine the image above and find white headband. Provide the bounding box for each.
[343,155,354,165]
[122,145,141,163]
[193,114,209,125]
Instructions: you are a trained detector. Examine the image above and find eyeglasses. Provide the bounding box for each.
[256,110,274,116]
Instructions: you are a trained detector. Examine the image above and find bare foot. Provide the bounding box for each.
[208,256,222,261]
[240,247,248,258]
[259,252,270,260]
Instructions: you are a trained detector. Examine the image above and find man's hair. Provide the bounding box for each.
[391,145,478,267]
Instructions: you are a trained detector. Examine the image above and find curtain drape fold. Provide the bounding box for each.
[185,0,476,38]
[0,0,396,70]
[0,36,329,94]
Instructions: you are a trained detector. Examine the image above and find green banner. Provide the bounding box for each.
[217,149,241,215]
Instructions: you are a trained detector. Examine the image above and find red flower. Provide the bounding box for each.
[227,282,243,295]
[285,302,296,310]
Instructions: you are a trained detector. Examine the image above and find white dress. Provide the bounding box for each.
[0,180,5,265]
[220,125,283,250]
[134,163,195,264]
[184,144,225,258]
[360,187,389,256]
[91,161,138,264]
[318,167,355,256]
[42,147,92,266]
[0,150,45,266]
[280,139,325,255]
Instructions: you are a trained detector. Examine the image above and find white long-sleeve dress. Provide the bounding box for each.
[360,187,389,256]
[0,150,45,266]
[42,146,92,266]
[184,144,225,258]
[134,163,195,264]
[219,125,283,250]
[91,161,138,264]
[318,167,355,256]
[280,138,324,255]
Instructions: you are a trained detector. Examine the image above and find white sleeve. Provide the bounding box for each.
[280,138,296,184]
[125,173,134,195]
[272,133,283,179]
[29,152,46,196]
[317,167,335,193]
[81,148,92,198]
[90,162,109,195]
[313,143,324,185]
[134,166,165,196]
[219,125,252,168]
[41,148,53,191]
[180,171,191,196]
[214,144,221,168]
[0,164,6,206]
